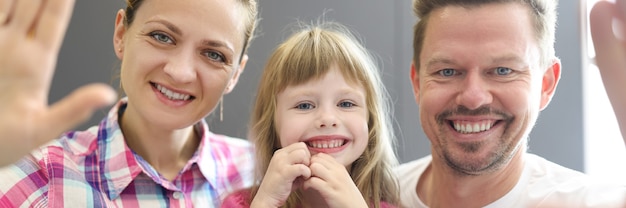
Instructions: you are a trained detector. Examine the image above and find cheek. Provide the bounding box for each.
[352,112,370,141]
[498,83,535,113]
[274,113,300,148]
[419,85,453,116]
[120,59,142,92]
[276,127,300,148]
[199,70,231,91]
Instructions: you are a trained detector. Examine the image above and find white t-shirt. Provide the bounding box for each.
[394,154,626,208]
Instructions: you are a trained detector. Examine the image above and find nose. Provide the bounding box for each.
[163,49,197,83]
[456,71,493,110]
[316,106,338,128]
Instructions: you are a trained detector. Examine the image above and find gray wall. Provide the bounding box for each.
[53,1,584,171]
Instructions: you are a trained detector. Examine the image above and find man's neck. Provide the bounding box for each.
[418,149,525,207]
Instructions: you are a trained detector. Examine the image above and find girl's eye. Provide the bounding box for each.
[150,32,173,44]
[438,68,456,77]
[295,103,314,110]
[494,67,512,75]
[202,51,225,63]
[338,101,355,108]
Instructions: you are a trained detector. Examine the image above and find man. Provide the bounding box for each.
[395,0,626,207]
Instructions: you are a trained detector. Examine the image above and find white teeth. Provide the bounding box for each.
[156,84,191,101]
[453,121,494,134]
[307,140,343,149]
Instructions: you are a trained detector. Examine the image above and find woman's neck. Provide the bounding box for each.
[120,104,200,181]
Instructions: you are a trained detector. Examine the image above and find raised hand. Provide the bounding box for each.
[251,142,312,208]
[302,153,368,208]
[0,0,116,166]
[590,0,626,142]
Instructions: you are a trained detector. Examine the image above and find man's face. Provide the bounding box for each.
[411,3,559,175]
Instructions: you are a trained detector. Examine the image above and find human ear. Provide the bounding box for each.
[410,61,421,103]
[224,54,248,94]
[539,59,561,110]
[113,9,126,60]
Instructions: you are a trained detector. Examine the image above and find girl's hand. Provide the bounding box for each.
[251,142,311,208]
[0,0,115,166]
[303,153,368,208]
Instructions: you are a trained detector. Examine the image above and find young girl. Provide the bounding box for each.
[222,22,399,207]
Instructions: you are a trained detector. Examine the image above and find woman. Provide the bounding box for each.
[0,0,258,207]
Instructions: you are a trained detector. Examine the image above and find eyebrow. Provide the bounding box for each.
[425,54,526,68]
[145,19,182,36]
[286,87,365,99]
[202,40,235,55]
[146,19,235,55]
[425,57,456,68]
[490,55,526,65]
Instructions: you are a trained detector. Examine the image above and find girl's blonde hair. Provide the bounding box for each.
[249,21,399,207]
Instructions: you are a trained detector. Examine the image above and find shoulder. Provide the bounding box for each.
[56,125,101,156]
[394,155,431,208]
[206,132,254,159]
[524,154,626,206]
[203,132,254,164]
[221,189,252,208]
[0,153,50,207]
[379,200,399,208]
[200,132,255,197]
[394,155,432,176]
[58,100,124,157]
[3,124,100,177]
[524,153,587,182]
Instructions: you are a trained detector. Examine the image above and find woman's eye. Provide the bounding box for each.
[338,101,355,108]
[494,67,512,75]
[295,103,314,110]
[438,68,456,77]
[203,51,225,62]
[150,32,173,44]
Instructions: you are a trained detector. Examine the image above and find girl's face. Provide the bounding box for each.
[274,65,369,169]
[113,0,247,129]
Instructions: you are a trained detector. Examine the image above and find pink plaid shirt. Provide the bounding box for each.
[0,99,254,207]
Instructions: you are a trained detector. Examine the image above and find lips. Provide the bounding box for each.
[304,135,349,153]
[151,82,195,101]
[306,139,346,149]
[450,120,497,134]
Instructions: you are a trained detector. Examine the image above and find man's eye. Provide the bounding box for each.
[296,103,314,110]
[338,101,355,108]
[438,68,456,77]
[495,67,512,75]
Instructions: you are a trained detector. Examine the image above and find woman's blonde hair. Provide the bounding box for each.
[249,21,399,207]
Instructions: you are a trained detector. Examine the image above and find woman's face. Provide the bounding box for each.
[113,0,247,129]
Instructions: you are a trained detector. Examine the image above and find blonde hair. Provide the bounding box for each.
[412,0,558,70]
[249,22,399,207]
